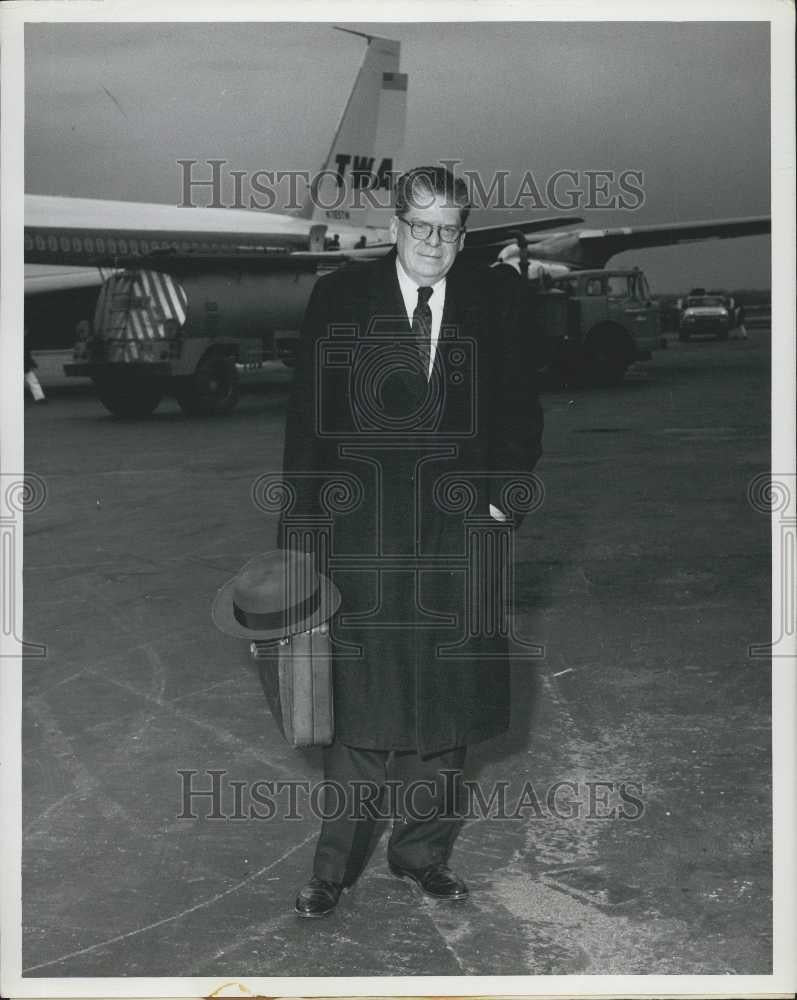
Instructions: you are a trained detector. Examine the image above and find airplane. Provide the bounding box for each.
[23,25,407,348]
[22,28,582,415]
[23,29,406,281]
[24,29,574,276]
[24,28,770,417]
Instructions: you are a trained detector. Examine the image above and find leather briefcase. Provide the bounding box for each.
[250,630,334,747]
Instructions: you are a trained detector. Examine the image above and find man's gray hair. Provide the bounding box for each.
[395,165,471,226]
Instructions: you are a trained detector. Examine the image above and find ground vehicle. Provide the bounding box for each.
[543,266,660,385]
[64,265,314,417]
[677,294,733,341]
[65,260,658,415]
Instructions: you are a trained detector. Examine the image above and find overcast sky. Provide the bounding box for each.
[25,20,771,292]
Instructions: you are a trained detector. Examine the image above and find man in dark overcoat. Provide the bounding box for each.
[278,165,544,917]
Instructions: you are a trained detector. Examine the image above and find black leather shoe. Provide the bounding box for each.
[294,876,343,917]
[388,860,469,900]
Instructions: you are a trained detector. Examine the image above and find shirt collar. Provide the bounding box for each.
[395,256,446,305]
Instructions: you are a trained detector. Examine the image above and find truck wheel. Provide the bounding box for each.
[584,326,630,386]
[591,358,627,387]
[176,356,239,417]
[93,376,163,418]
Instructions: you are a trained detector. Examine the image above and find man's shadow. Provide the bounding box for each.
[462,514,584,784]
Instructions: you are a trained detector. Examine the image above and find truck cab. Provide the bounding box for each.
[547,266,660,384]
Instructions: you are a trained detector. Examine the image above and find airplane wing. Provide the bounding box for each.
[523,215,771,268]
[463,216,583,248]
[577,215,770,252]
[25,264,117,295]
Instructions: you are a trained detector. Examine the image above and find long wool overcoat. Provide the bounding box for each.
[277,248,543,755]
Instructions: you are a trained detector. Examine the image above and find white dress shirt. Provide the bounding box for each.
[395,256,445,380]
[394,257,507,523]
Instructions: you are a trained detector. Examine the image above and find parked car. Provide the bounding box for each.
[677,295,733,341]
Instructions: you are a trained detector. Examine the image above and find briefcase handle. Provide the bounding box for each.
[249,622,329,661]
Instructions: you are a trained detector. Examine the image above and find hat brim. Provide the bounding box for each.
[211,571,341,641]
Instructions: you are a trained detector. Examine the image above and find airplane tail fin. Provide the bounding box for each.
[296,29,406,230]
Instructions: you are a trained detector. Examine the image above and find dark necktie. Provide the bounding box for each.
[412,285,434,378]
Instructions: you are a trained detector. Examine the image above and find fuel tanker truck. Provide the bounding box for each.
[64,257,324,417]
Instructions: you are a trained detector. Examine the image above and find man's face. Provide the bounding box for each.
[389,193,466,286]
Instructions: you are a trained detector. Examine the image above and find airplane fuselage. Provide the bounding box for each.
[24,194,391,267]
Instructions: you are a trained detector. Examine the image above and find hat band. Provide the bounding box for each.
[232,582,321,633]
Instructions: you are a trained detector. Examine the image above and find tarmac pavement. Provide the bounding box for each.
[21,331,772,977]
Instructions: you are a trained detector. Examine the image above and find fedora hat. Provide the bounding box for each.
[212,549,341,641]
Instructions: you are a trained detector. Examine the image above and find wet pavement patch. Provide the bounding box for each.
[657,426,743,439]
[541,864,642,910]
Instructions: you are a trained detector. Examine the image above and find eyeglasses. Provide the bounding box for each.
[398,217,464,244]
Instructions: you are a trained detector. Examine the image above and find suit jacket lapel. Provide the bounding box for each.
[365,248,412,333]
[442,256,484,331]
[435,258,484,374]
[360,249,427,405]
